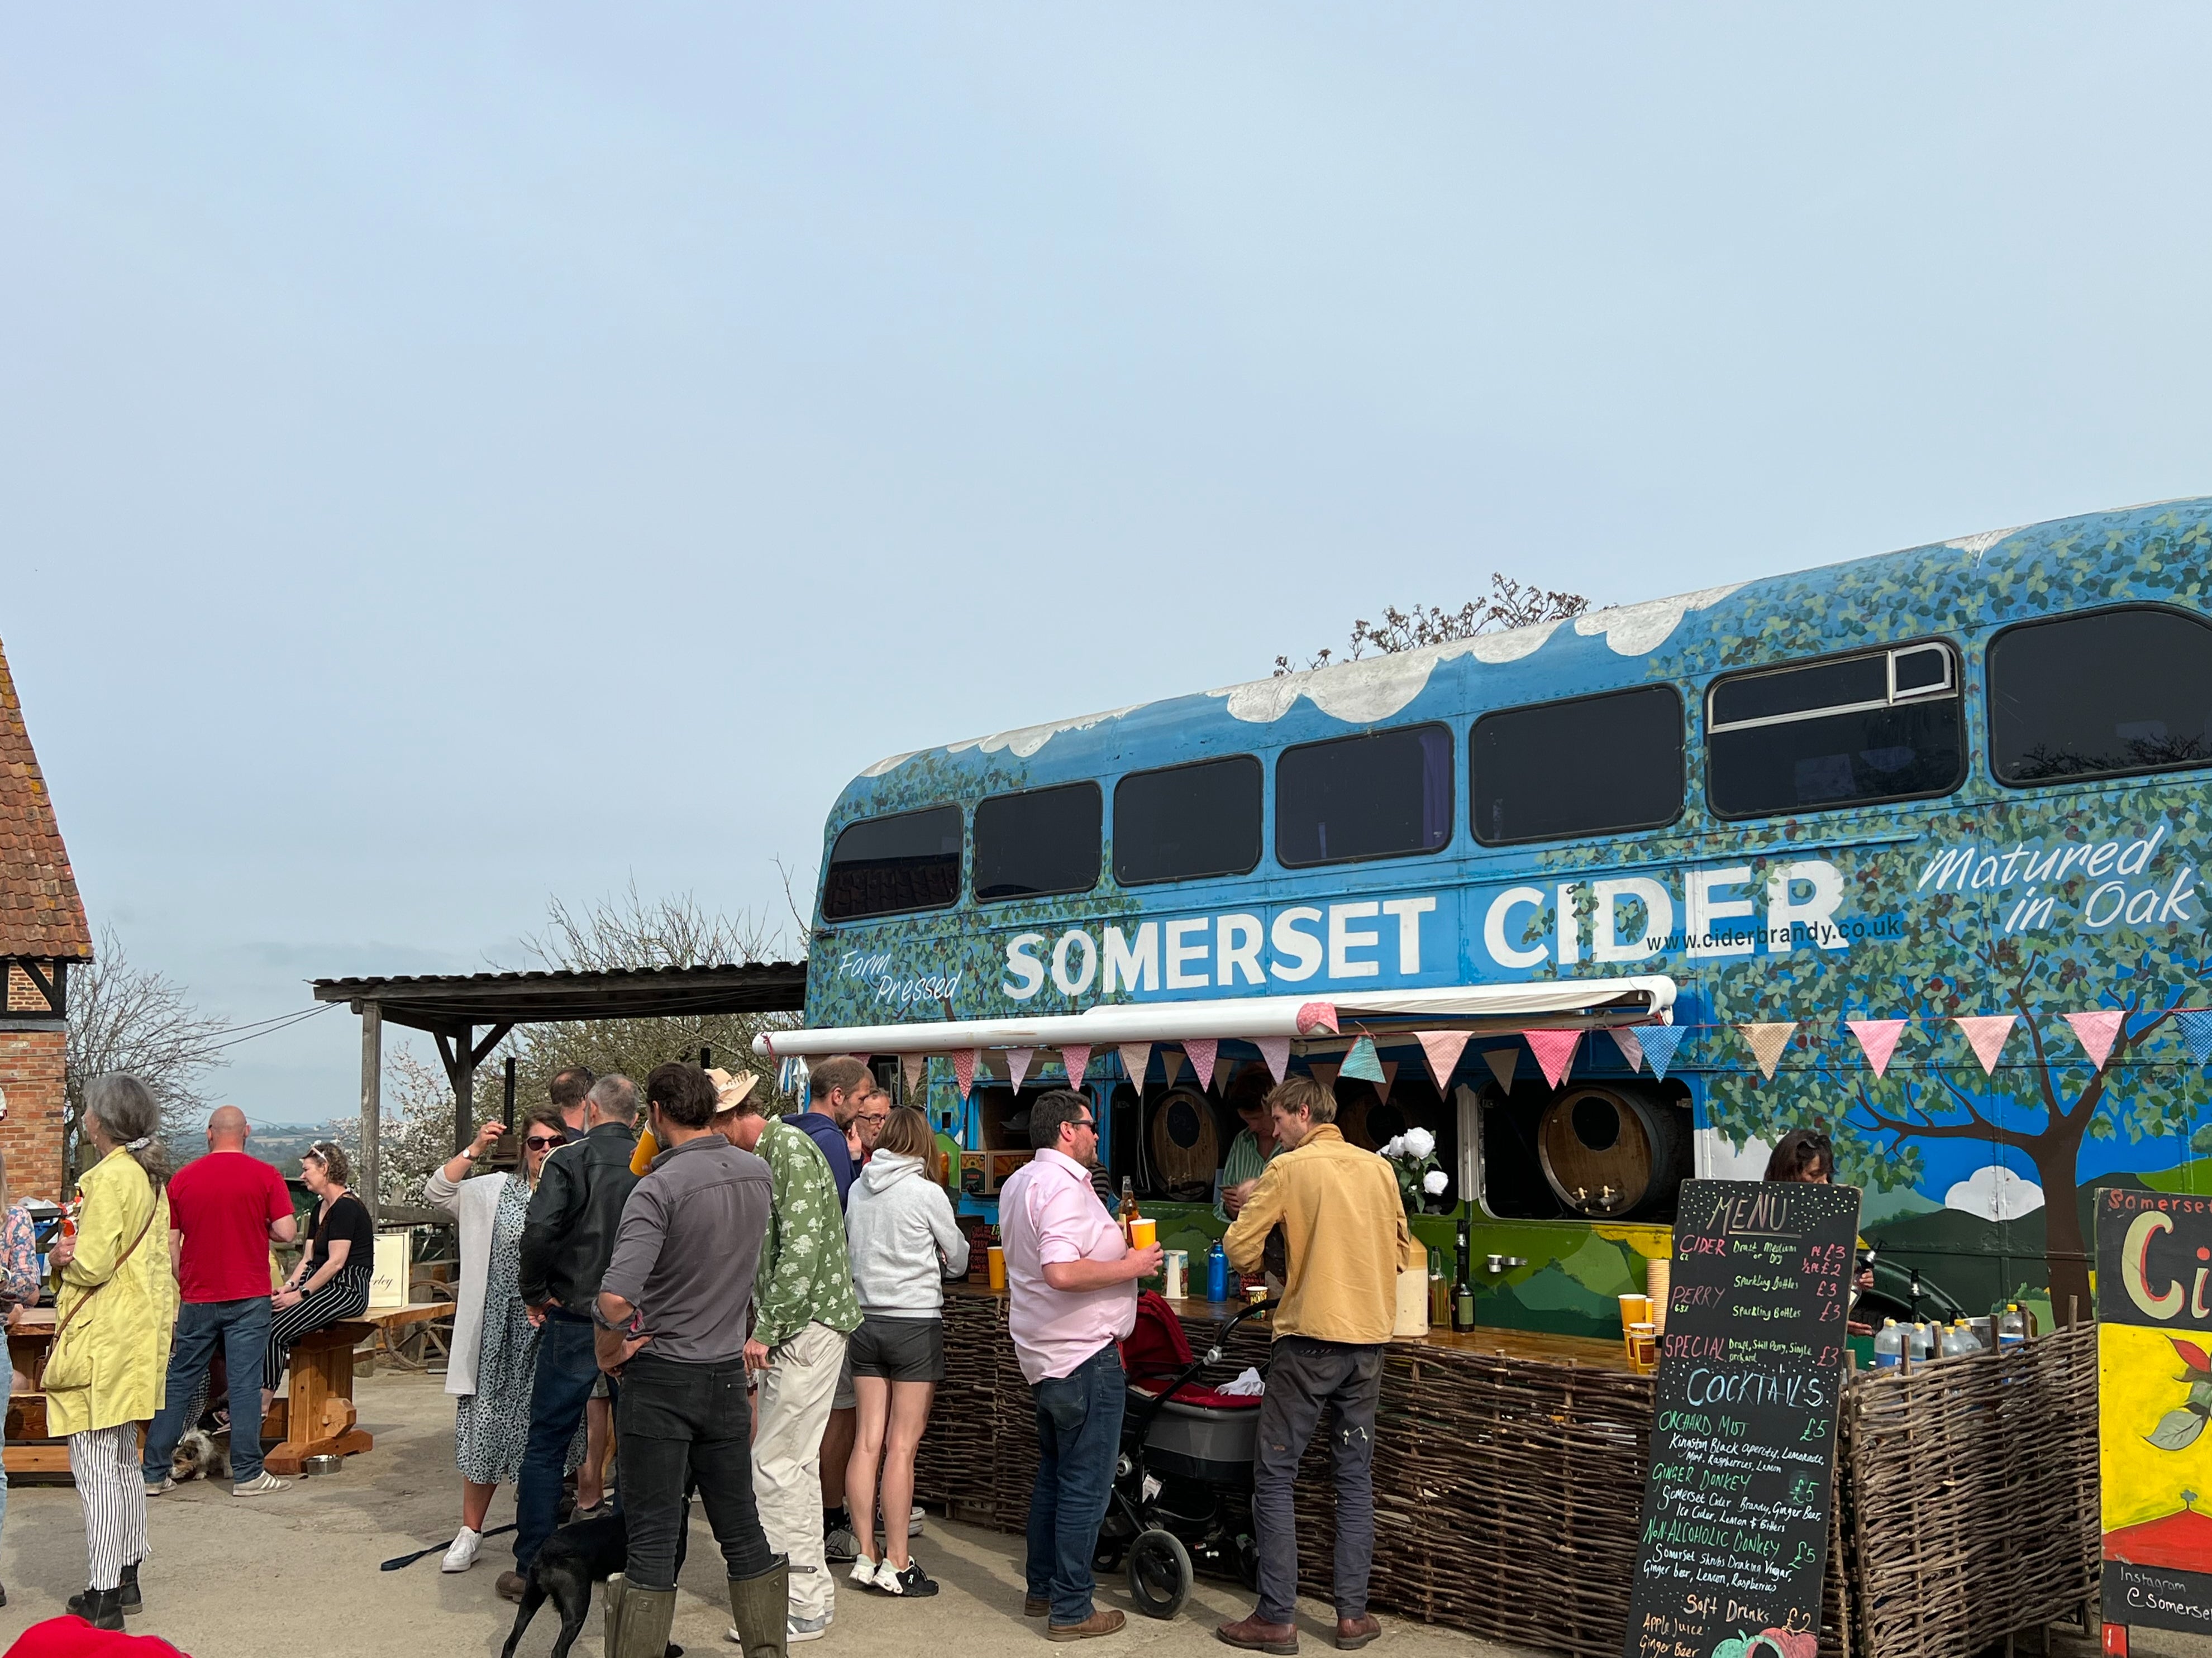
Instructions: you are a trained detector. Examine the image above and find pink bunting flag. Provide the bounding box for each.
[1308,1060,1340,1094]
[1059,1045,1091,1090]
[1161,1049,1185,1088]
[1417,1031,1472,1091]
[1481,1047,1518,1092]
[951,1049,978,1100]
[1954,1014,2016,1076]
[899,1053,927,1097]
[1006,1048,1035,1092]
[1296,1001,1339,1036]
[1737,1022,1796,1081]
[1609,1027,1645,1074]
[1185,1038,1219,1093]
[1255,1035,1291,1083]
[1846,1019,1907,1080]
[1524,1030,1581,1090]
[1379,1059,1399,1095]
[2065,1011,2124,1071]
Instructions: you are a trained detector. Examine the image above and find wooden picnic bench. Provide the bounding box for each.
[3,1300,452,1479]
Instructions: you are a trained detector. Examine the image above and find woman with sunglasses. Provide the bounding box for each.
[263,1140,374,1420]
[426,1108,584,1573]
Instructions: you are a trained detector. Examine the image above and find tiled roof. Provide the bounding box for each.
[0,636,92,959]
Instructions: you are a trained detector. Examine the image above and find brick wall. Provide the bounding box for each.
[0,1026,66,1203]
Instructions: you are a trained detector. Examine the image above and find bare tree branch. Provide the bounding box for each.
[1274,575,1590,676]
[65,925,226,1182]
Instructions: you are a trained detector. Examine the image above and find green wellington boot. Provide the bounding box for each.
[604,1571,627,1654]
[727,1557,792,1658]
[614,1584,678,1658]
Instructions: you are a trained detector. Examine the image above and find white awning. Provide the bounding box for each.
[752,975,1674,1059]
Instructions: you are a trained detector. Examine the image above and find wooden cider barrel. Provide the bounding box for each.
[1534,1086,1689,1219]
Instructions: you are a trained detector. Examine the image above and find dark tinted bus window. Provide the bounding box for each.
[974,783,1102,902]
[1276,724,1453,867]
[1471,687,1682,845]
[1113,756,1262,885]
[821,805,962,921]
[1990,608,2212,785]
[1708,642,1963,818]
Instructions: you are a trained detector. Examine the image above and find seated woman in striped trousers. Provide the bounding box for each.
[262,1141,374,1418]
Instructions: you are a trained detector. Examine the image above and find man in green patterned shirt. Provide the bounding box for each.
[726,1087,862,1642]
[1214,1067,1284,1223]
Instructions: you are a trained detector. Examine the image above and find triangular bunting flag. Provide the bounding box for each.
[899,1053,927,1098]
[951,1049,978,1100]
[1118,1043,1151,1090]
[1609,1027,1645,1074]
[1418,1031,1472,1091]
[1296,1001,1339,1036]
[1638,1025,1686,1081]
[2178,1010,2212,1065]
[1309,1061,1340,1095]
[1954,1014,2015,1076]
[1846,1019,1907,1080]
[1006,1048,1035,1092]
[1255,1035,1291,1083]
[1481,1046,1518,1092]
[1524,1030,1581,1090]
[1341,1035,1385,1083]
[1185,1038,1219,1093]
[1737,1022,1796,1081]
[1379,1059,1399,1096]
[1059,1045,1091,1092]
[2063,1011,2123,1071]
[1161,1049,1184,1088]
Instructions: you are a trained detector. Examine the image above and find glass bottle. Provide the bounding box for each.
[1428,1247,1451,1328]
[1118,1176,1138,1243]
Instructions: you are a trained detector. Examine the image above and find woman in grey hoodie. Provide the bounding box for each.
[842,1107,970,1598]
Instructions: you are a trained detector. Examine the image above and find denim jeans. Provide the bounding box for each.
[1026,1342,1126,1625]
[618,1351,771,1593]
[1252,1336,1382,1624]
[515,1313,617,1570]
[144,1296,273,1486]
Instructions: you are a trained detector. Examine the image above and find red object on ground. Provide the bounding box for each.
[3,1620,190,1657]
[1118,1291,1263,1411]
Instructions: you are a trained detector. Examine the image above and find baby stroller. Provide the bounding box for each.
[1093,1289,1276,1618]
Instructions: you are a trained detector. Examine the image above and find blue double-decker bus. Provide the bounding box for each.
[760,498,2212,1337]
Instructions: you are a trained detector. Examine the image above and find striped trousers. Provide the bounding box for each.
[69,1424,146,1591]
[265,1264,371,1385]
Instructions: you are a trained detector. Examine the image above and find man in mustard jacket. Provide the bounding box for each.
[1216,1076,1416,1657]
[48,1074,179,1630]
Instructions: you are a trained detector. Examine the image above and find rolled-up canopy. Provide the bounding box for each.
[752,974,1674,1059]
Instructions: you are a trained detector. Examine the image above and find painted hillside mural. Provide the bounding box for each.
[800,498,2212,1334]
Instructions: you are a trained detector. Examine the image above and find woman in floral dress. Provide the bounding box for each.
[425,1107,584,1573]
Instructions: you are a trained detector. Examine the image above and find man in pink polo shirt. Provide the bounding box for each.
[999,1091,1163,1642]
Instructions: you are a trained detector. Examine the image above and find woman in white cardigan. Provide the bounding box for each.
[425,1108,579,1573]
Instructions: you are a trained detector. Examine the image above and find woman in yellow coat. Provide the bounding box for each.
[48,1074,177,1631]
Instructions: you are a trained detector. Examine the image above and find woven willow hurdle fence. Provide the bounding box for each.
[917,1297,2100,1658]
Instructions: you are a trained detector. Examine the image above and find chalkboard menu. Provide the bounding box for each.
[1623,1178,1860,1658]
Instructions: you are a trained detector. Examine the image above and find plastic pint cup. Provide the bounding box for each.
[1619,1293,1652,1330]
[987,1245,1006,1290]
[1130,1218,1157,1250]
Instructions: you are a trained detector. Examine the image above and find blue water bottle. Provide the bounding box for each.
[1206,1240,1228,1303]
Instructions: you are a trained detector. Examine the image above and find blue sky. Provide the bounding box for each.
[7,6,2212,1124]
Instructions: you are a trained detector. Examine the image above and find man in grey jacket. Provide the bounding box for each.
[840,1107,969,1595]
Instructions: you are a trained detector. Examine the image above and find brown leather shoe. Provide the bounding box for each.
[1218,1614,1299,1655]
[1335,1616,1381,1650]
[1025,1597,1050,1618]
[1047,1608,1127,1641]
[495,1570,528,1603]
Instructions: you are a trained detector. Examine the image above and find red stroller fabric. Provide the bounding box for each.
[1118,1289,1263,1410]
[4,1621,190,1657]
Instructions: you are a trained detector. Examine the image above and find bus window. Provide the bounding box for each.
[1113,755,1262,885]
[1275,724,1453,867]
[1706,641,1963,818]
[1470,686,1682,845]
[1989,606,2212,785]
[821,804,963,921]
[974,782,1102,902]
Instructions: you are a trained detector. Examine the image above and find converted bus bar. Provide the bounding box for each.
[759,498,2212,1654]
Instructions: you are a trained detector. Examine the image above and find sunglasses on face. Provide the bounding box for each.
[524,1135,563,1150]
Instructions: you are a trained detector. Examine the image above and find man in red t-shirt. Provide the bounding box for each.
[141,1107,298,1497]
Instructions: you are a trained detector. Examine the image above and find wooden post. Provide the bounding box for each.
[358,1002,382,1226]
[453,1021,473,1156]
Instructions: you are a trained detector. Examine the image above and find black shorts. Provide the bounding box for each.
[847,1316,945,1384]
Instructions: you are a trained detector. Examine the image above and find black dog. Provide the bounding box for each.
[497,1512,683,1658]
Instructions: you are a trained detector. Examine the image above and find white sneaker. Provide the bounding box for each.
[789,1614,832,1643]
[232,1471,290,1497]
[851,1556,891,1591]
[909,1505,925,1538]
[441,1527,483,1573]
